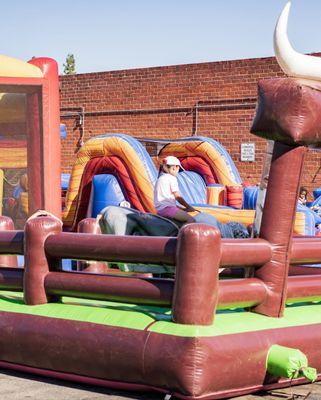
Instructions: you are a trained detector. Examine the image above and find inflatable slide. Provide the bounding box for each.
[158,136,316,234]
[63,133,310,234]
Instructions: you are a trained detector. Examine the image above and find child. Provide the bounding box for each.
[298,186,308,206]
[154,156,196,223]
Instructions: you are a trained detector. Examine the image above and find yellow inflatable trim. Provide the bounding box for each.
[0,55,43,78]
[0,147,27,169]
[191,207,305,235]
[19,192,28,216]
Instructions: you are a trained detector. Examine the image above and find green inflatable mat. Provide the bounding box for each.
[1,291,321,338]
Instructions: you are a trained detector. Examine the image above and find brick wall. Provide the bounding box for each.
[59,55,321,198]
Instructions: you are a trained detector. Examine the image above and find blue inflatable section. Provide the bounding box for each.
[61,173,70,190]
[13,185,23,199]
[91,174,125,217]
[243,186,259,209]
[313,187,321,200]
[90,171,207,215]
[60,124,67,139]
[312,194,321,209]
[177,171,207,205]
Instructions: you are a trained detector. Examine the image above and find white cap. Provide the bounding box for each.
[119,200,131,208]
[162,155,182,167]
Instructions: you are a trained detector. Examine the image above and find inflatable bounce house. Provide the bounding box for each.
[1,2,321,399]
[0,54,61,224]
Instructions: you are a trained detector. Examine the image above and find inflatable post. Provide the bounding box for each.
[24,213,62,305]
[253,143,306,317]
[27,58,61,217]
[173,223,221,325]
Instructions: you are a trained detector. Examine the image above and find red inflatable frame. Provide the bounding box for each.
[0,58,61,219]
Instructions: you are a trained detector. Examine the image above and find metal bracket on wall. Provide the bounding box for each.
[192,97,257,136]
[60,107,85,150]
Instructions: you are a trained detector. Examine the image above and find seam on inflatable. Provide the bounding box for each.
[141,330,152,379]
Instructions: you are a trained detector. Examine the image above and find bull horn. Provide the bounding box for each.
[274,1,321,81]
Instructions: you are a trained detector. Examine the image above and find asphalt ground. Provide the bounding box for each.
[1,368,321,400]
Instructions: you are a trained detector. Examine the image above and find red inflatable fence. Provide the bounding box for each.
[0,215,321,323]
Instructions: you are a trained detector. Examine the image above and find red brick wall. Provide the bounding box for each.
[59,55,321,198]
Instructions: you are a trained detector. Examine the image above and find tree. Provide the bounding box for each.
[63,54,76,75]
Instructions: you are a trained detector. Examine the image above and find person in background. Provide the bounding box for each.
[154,156,197,223]
[297,186,321,235]
[298,186,308,206]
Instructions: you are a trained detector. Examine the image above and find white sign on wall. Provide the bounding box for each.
[240,143,255,162]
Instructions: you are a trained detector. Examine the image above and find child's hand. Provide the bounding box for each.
[186,206,198,213]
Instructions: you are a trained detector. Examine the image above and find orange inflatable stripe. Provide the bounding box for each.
[0,148,26,168]
[206,186,225,205]
[63,136,156,226]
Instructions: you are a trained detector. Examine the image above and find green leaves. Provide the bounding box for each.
[63,54,76,75]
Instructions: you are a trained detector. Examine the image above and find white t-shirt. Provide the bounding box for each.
[154,173,179,211]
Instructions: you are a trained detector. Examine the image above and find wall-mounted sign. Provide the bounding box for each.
[240,142,255,162]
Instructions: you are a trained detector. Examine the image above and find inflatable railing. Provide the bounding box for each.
[0,218,320,306]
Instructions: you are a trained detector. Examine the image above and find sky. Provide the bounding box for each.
[1,0,321,75]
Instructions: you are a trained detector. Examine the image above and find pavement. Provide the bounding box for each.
[1,368,321,400]
[0,369,161,400]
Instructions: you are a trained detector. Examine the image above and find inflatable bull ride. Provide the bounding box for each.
[1,2,321,399]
